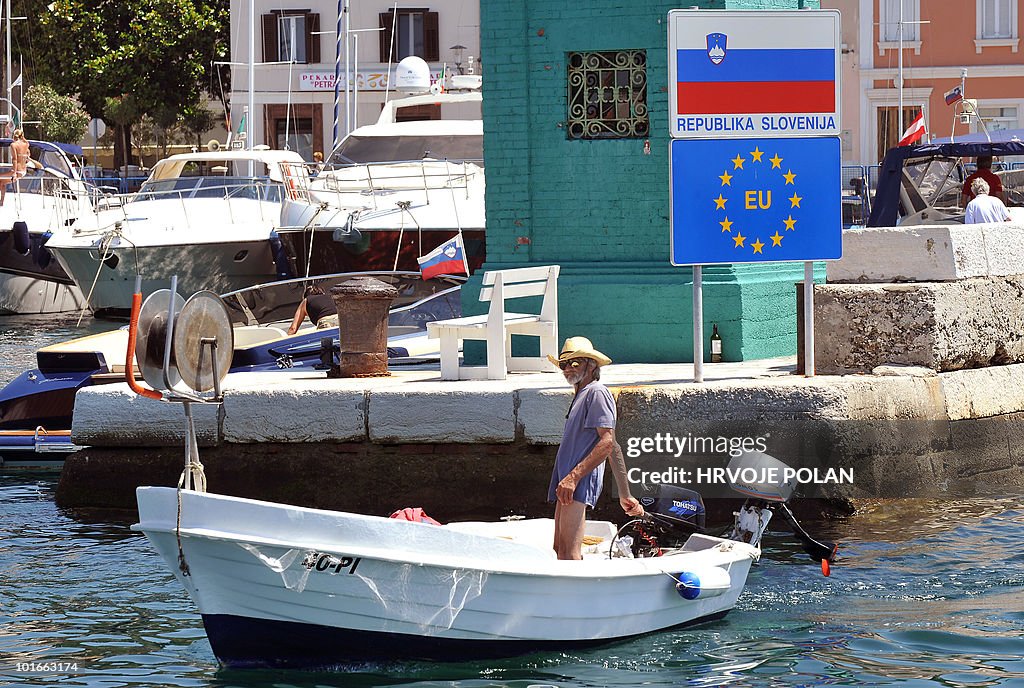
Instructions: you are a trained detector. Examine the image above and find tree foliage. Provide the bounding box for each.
[23,84,90,143]
[32,0,229,164]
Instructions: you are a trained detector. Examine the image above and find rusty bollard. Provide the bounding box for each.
[329,276,398,377]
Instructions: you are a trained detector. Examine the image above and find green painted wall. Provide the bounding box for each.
[470,0,824,364]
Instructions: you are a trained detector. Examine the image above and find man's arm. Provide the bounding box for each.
[556,427,614,505]
[607,439,644,516]
[287,299,308,335]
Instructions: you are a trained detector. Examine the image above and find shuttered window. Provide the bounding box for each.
[379,10,439,62]
[980,0,1015,38]
[262,10,321,64]
[879,0,920,42]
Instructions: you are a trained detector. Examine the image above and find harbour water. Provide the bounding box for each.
[2,315,1024,686]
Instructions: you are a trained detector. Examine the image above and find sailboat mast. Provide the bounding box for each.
[4,0,11,124]
[247,0,254,152]
[897,0,903,135]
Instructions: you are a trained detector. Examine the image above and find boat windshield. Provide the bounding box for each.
[330,135,484,165]
[134,177,284,203]
[36,149,74,177]
[220,271,466,327]
[903,156,964,209]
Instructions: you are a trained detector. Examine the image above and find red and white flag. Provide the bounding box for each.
[897,111,926,146]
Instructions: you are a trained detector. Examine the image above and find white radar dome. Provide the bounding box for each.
[394,56,432,93]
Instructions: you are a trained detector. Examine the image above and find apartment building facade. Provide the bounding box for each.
[827,0,1023,165]
[228,0,480,160]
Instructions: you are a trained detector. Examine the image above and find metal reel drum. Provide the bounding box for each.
[136,289,186,391]
[174,291,234,393]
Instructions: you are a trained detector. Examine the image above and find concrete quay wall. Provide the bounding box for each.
[58,361,1024,511]
[814,278,1024,374]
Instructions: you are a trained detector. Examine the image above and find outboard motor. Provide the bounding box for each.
[725,451,839,576]
[617,485,706,557]
[639,484,706,533]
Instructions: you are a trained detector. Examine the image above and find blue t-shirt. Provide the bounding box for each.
[547,381,616,508]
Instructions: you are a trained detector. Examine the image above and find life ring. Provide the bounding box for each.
[12,220,30,255]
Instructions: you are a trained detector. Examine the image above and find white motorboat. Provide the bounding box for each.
[276,81,485,277]
[47,149,306,317]
[0,139,96,314]
[134,485,758,665]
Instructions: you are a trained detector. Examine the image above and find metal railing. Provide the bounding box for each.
[70,177,287,236]
[282,158,484,213]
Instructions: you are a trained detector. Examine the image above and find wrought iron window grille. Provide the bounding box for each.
[566,50,649,140]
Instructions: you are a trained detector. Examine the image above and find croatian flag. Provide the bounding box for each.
[676,32,836,115]
[417,235,467,279]
[944,86,963,106]
[897,111,926,146]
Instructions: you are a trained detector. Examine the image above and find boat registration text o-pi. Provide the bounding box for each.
[302,551,362,575]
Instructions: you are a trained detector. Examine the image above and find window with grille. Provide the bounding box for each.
[566,50,648,140]
[979,0,1016,38]
[879,0,920,42]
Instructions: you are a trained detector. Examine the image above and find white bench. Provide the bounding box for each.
[427,265,559,380]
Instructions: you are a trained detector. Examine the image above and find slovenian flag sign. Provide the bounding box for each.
[417,235,467,279]
[676,30,836,115]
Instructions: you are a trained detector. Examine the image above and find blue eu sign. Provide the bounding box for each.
[670,137,841,266]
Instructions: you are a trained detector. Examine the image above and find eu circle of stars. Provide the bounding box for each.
[670,137,842,266]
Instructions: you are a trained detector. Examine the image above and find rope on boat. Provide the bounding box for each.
[174,402,208,577]
[302,202,330,280]
[393,201,421,272]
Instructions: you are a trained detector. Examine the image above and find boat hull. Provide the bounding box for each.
[0,228,77,284]
[276,226,485,276]
[200,609,729,666]
[135,487,756,666]
[0,273,87,314]
[49,240,282,317]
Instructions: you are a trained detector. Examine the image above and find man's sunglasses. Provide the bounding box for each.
[558,359,584,370]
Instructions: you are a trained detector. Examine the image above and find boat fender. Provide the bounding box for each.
[34,231,53,269]
[673,567,731,600]
[269,230,293,279]
[13,221,30,255]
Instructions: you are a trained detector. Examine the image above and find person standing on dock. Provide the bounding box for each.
[548,336,644,560]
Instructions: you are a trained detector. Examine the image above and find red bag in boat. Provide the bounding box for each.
[388,507,442,525]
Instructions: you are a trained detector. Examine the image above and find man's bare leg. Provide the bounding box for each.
[553,500,587,560]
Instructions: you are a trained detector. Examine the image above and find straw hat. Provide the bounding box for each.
[547,336,612,368]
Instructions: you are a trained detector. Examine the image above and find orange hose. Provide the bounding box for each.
[125,291,162,400]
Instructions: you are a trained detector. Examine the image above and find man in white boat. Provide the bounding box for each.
[548,336,644,560]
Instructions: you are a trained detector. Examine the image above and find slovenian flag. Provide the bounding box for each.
[944,86,963,106]
[417,235,467,279]
[676,35,835,115]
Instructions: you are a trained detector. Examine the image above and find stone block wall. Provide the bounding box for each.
[814,278,1024,374]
